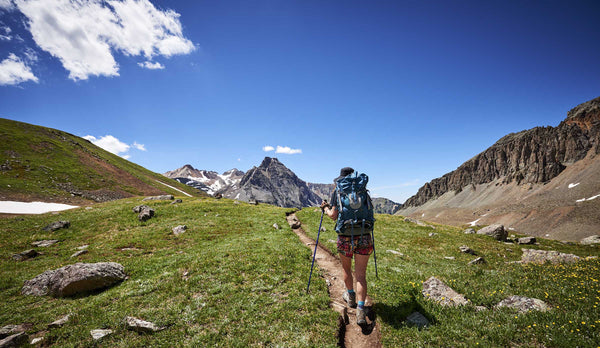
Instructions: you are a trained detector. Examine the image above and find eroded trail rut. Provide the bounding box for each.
[287,213,382,348]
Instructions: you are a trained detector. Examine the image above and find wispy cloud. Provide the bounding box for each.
[0,53,38,85]
[138,61,164,70]
[262,145,274,152]
[275,145,302,155]
[10,0,195,81]
[0,26,11,40]
[133,141,146,151]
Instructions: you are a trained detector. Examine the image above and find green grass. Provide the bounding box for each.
[0,118,200,200]
[297,209,600,347]
[0,198,338,347]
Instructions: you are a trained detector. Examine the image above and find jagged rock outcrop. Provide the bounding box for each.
[307,183,334,201]
[220,157,321,208]
[403,97,600,208]
[372,197,402,215]
[164,165,244,196]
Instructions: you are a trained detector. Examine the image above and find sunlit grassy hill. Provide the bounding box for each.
[0,118,203,203]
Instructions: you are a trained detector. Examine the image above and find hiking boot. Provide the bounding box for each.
[342,291,356,308]
[356,307,367,326]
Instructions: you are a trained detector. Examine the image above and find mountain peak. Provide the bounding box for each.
[259,157,282,168]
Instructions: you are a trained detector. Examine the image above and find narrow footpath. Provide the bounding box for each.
[286,213,382,348]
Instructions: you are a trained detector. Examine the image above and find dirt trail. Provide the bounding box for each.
[287,213,382,348]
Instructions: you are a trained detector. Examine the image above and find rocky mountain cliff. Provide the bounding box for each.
[219,157,321,208]
[398,96,600,241]
[163,165,244,196]
[403,97,600,208]
[372,197,402,215]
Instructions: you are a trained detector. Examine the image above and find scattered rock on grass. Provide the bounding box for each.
[70,250,88,258]
[580,235,600,245]
[31,240,58,247]
[422,276,469,306]
[12,249,39,261]
[170,199,183,204]
[517,237,536,245]
[386,250,404,256]
[22,262,126,297]
[477,224,507,241]
[520,249,580,264]
[468,257,486,265]
[172,225,187,236]
[463,228,476,234]
[43,221,70,232]
[406,312,429,328]
[90,329,112,340]
[48,314,71,328]
[124,317,165,333]
[0,332,28,347]
[132,205,150,213]
[428,232,438,237]
[138,208,154,222]
[31,337,43,345]
[272,223,280,230]
[459,245,476,255]
[0,324,31,339]
[142,195,173,201]
[494,296,549,313]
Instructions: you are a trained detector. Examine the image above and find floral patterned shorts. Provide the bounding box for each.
[337,233,373,258]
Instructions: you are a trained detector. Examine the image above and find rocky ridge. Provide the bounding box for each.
[403,96,600,208]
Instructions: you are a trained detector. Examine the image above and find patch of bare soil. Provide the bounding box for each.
[286,213,381,348]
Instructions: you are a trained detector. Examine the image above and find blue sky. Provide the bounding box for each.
[1,0,599,203]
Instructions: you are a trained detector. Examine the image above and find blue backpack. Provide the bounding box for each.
[334,172,375,236]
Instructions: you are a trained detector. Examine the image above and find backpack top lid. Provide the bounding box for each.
[336,172,368,193]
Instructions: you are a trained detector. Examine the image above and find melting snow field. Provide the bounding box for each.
[0,201,79,214]
[469,218,481,226]
[155,181,193,197]
[568,183,580,189]
[576,194,600,203]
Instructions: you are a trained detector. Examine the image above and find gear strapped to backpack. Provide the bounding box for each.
[334,172,375,242]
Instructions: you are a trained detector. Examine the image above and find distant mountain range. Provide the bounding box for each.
[164,158,401,213]
[398,96,600,241]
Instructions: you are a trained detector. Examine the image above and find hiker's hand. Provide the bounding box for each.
[320,200,330,210]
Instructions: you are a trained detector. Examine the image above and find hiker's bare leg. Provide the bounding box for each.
[354,253,369,303]
[340,253,354,290]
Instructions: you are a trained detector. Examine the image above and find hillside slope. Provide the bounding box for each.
[398,97,600,241]
[0,118,204,204]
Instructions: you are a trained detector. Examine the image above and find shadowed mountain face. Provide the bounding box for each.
[372,197,402,215]
[220,157,321,208]
[398,96,600,241]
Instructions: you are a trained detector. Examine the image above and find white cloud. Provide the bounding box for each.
[137,61,164,70]
[262,145,274,152]
[122,154,131,159]
[133,141,146,151]
[0,26,11,40]
[84,135,130,155]
[15,0,195,81]
[275,145,302,155]
[0,0,15,10]
[0,53,38,85]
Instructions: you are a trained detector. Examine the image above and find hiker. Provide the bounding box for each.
[321,167,375,326]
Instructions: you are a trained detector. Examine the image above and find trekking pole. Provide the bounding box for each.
[307,207,325,293]
[371,229,378,279]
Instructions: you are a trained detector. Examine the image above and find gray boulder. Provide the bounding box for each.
[0,332,28,348]
[406,312,429,328]
[520,249,580,264]
[70,250,88,258]
[172,225,187,236]
[468,257,486,265]
[463,228,476,234]
[31,240,58,247]
[517,237,536,245]
[12,249,39,261]
[422,276,469,306]
[459,245,476,255]
[90,329,112,340]
[22,262,126,297]
[495,296,549,313]
[124,317,164,333]
[477,224,507,241]
[132,205,151,213]
[142,195,174,201]
[580,235,600,245]
[0,325,30,339]
[43,221,70,232]
[138,207,155,222]
[170,199,183,204]
[48,314,71,328]
[272,223,280,230]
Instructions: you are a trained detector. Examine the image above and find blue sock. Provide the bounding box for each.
[357,301,365,309]
[347,289,355,294]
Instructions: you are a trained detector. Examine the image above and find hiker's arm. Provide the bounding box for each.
[324,205,338,220]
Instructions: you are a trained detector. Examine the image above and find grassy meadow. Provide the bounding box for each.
[1,198,338,347]
[297,209,600,347]
[1,198,599,347]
